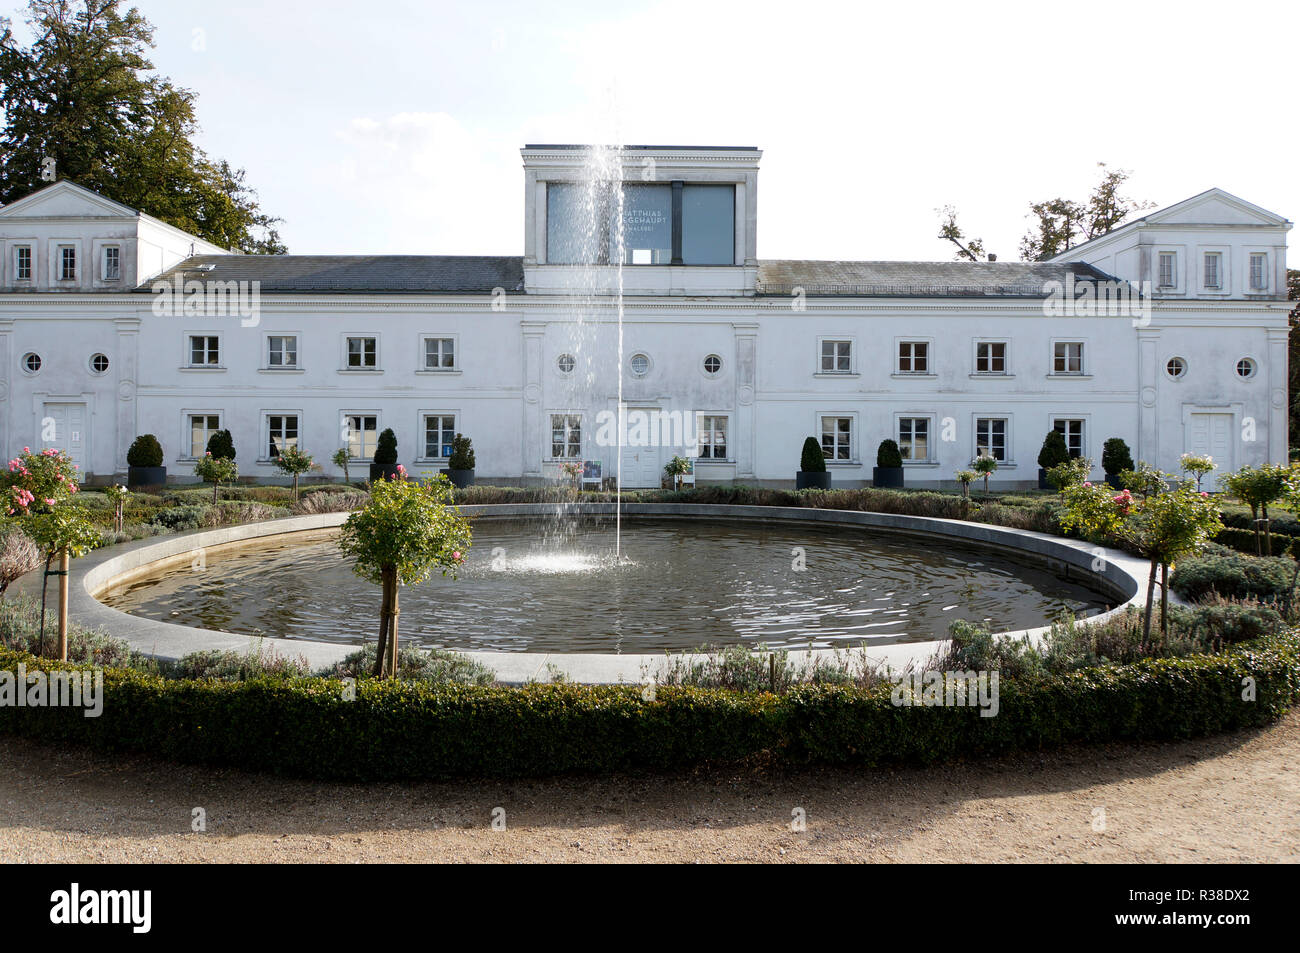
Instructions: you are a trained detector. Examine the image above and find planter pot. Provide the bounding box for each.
[1038,467,1050,490]
[369,463,402,482]
[795,471,832,490]
[441,468,475,489]
[127,465,166,488]
[872,466,905,489]
[1105,473,1125,490]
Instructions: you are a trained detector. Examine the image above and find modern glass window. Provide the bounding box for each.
[820,416,853,461]
[22,352,40,373]
[976,418,1008,461]
[1053,342,1083,374]
[267,414,299,458]
[681,184,735,265]
[102,246,120,281]
[546,181,735,265]
[898,417,929,461]
[424,337,455,369]
[1053,419,1084,458]
[898,341,929,374]
[424,414,456,459]
[189,335,219,366]
[345,415,378,459]
[1158,251,1176,288]
[58,246,76,281]
[346,336,377,368]
[1166,356,1187,380]
[697,415,728,459]
[975,341,1007,374]
[14,246,31,281]
[821,340,852,373]
[1250,253,1268,291]
[550,414,582,458]
[189,414,221,458]
[267,335,298,368]
[1203,252,1222,289]
[90,353,110,374]
[1236,358,1257,379]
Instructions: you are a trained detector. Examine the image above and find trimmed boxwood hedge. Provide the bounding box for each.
[2,637,1298,780]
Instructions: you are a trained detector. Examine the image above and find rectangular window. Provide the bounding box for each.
[14,246,31,281]
[59,246,76,281]
[975,418,1008,461]
[621,184,672,265]
[820,340,852,373]
[346,336,377,368]
[681,184,735,265]
[189,335,219,366]
[1053,342,1083,375]
[424,414,456,459]
[102,246,120,281]
[267,335,298,368]
[189,414,221,458]
[1158,251,1176,288]
[550,414,582,458]
[697,415,728,459]
[424,337,456,369]
[898,341,929,374]
[1053,418,1085,458]
[1204,252,1221,289]
[345,415,378,460]
[820,416,853,461]
[1250,253,1268,291]
[267,414,299,458]
[975,341,1007,374]
[898,417,930,461]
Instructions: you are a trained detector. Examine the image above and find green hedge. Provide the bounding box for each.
[2,636,1298,780]
[1171,547,1296,603]
[1211,526,1298,558]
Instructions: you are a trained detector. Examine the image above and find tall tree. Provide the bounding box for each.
[1019,164,1153,260]
[0,0,285,252]
[936,204,990,262]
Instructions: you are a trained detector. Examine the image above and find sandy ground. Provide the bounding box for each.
[1,713,1297,863]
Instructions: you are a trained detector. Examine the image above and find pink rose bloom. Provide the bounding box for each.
[43,498,54,506]
[22,447,29,453]
[1083,482,1092,488]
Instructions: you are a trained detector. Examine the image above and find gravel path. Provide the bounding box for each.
[1,713,1297,863]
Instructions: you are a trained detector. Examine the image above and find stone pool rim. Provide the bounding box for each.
[66,503,1150,684]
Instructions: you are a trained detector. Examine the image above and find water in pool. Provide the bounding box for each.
[100,518,1111,653]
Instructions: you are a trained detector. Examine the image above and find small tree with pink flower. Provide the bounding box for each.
[194,451,239,504]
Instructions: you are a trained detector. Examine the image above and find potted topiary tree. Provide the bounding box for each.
[369,427,401,482]
[1037,429,1069,490]
[442,433,476,488]
[126,434,166,488]
[795,436,830,490]
[206,429,236,461]
[872,439,905,488]
[1102,437,1134,490]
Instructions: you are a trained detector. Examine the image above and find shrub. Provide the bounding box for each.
[0,596,146,669]
[1212,527,1296,559]
[318,644,494,686]
[0,524,41,599]
[194,453,239,505]
[126,435,164,468]
[876,439,903,468]
[373,428,399,466]
[799,437,825,472]
[448,434,475,470]
[199,501,280,528]
[165,645,311,681]
[1046,456,1091,492]
[1037,430,1070,470]
[3,632,1295,780]
[205,429,236,461]
[149,504,211,532]
[1170,546,1295,603]
[291,491,369,515]
[1101,438,1134,477]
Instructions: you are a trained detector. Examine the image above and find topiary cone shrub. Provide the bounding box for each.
[1037,430,1070,490]
[1102,438,1134,488]
[126,434,166,488]
[370,428,402,482]
[876,439,903,468]
[205,429,236,461]
[873,439,905,488]
[796,436,830,490]
[448,434,475,470]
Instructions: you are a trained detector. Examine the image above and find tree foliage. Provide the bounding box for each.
[0,0,285,253]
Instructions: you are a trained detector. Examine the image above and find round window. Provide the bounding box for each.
[90,353,110,374]
[703,354,722,375]
[22,352,41,374]
[1236,358,1257,379]
[557,353,575,374]
[629,353,650,376]
[1165,357,1186,380]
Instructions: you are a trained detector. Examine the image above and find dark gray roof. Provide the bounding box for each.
[140,255,524,294]
[756,259,1115,297]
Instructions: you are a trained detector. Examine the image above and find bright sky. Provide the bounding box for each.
[6,0,1297,260]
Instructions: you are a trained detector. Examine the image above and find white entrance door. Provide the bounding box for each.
[1186,412,1233,472]
[42,402,87,476]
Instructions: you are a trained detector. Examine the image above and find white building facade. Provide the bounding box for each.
[0,146,1291,488]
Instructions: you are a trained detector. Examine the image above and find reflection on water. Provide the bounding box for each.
[100,519,1110,653]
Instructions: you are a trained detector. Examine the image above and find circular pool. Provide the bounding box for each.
[100,516,1112,654]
